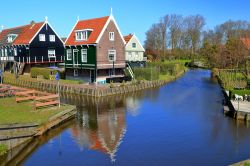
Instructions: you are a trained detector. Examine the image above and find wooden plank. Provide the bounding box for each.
[15,90,35,96]
[35,94,59,101]
[35,100,59,108]
[16,96,35,102]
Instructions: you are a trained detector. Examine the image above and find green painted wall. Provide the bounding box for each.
[65,45,96,69]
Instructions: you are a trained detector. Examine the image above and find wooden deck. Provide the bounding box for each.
[231,100,250,113]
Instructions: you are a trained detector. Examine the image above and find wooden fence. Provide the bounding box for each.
[3,74,175,97]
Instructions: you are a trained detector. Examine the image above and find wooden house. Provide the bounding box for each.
[124,33,145,67]
[64,12,126,83]
[0,18,64,73]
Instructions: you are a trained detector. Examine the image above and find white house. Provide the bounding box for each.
[124,34,145,67]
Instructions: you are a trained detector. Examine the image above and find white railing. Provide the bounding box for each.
[127,63,134,79]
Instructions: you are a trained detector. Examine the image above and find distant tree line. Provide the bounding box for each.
[145,14,250,69]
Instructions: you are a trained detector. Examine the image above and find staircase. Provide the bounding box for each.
[126,63,134,79]
[18,63,26,75]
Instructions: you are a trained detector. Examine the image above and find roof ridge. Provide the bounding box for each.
[78,16,109,22]
[2,21,45,31]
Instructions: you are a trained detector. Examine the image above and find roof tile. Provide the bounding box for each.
[65,16,109,46]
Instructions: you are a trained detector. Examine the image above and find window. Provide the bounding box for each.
[75,31,88,41]
[81,49,87,62]
[14,48,17,56]
[109,32,114,41]
[48,49,55,58]
[108,50,116,61]
[5,49,7,56]
[1,49,4,57]
[49,35,55,42]
[132,43,136,48]
[67,49,72,60]
[7,34,18,43]
[39,34,46,41]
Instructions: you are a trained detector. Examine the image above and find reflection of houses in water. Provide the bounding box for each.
[71,102,126,162]
[126,97,141,116]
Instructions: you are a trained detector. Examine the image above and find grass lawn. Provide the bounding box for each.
[0,97,72,125]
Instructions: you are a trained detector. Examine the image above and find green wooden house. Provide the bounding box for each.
[64,12,126,83]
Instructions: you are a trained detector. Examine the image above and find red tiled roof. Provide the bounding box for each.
[241,38,250,48]
[0,22,44,45]
[65,16,109,46]
[123,34,133,43]
[0,25,28,45]
[13,22,44,45]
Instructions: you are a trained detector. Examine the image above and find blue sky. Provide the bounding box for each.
[1,0,250,44]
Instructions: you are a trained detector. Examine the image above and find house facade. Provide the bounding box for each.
[0,18,64,73]
[124,34,145,67]
[64,13,126,83]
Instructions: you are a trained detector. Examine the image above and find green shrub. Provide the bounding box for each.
[0,144,7,155]
[31,67,63,80]
[133,67,159,81]
[230,89,250,99]
[147,62,185,76]
[212,68,219,77]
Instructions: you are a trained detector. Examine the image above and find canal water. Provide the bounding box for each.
[4,69,250,166]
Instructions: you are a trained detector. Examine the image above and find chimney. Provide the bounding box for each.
[30,20,36,25]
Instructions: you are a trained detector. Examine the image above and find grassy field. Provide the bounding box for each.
[0,97,71,125]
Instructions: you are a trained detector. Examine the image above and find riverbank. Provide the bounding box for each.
[0,97,76,154]
[214,69,250,122]
[3,69,186,97]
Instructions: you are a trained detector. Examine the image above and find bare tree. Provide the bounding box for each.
[185,15,205,55]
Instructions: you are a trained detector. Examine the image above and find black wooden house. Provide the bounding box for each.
[0,18,64,73]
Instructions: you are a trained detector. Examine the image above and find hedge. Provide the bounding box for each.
[133,67,159,81]
[31,67,62,80]
[230,89,250,99]
[146,62,185,75]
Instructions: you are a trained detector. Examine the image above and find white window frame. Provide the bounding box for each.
[39,34,46,41]
[48,49,56,58]
[109,32,114,41]
[49,35,55,42]
[132,43,136,48]
[108,50,116,61]
[5,49,7,56]
[1,49,4,57]
[75,31,88,41]
[14,48,17,56]
[7,34,18,43]
[67,49,72,60]
[81,49,87,63]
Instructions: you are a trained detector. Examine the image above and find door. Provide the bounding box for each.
[73,49,78,68]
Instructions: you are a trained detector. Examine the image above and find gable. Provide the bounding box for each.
[96,15,126,45]
[29,22,64,46]
[125,35,145,51]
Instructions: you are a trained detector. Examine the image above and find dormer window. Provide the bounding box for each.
[7,34,18,43]
[75,29,92,41]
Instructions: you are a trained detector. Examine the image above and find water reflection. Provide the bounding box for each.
[4,70,250,166]
[61,92,147,162]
